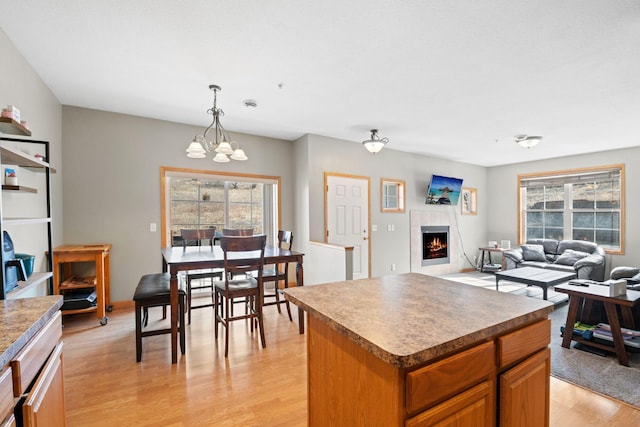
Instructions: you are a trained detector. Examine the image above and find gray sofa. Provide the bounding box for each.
[503,238,606,281]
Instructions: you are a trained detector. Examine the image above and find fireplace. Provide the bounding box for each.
[421,226,449,266]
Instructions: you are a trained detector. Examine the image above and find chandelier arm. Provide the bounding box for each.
[186,84,247,161]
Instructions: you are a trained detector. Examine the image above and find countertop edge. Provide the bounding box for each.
[0,296,63,367]
[285,277,555,369]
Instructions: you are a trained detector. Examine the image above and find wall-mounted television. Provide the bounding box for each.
[425,174,464,205]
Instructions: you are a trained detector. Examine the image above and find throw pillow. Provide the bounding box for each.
[521,244,547,262]
[554,249,589,266]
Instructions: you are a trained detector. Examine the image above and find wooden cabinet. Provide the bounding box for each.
[307,315,551,426]
[20,343,65,427]
[407,380,495,427]
[286,273,554,426]
[1,306,64,427]
[0,137,54,300]
[0,368,13,426]
[52,244,111,325]
[499,348,550,427]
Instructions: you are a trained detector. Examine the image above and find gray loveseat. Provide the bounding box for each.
[503,238,606,281]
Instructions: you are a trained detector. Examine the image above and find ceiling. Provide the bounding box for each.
[1,1,639,167]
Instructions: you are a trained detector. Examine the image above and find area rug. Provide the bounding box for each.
[441,272,640,408]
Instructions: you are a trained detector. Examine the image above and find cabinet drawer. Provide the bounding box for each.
[406,380,495,427]
[0,368,13,423]
[406,341,495,414]
[11,311,62,397]
[21,342,65,427]
[497,319,550,369]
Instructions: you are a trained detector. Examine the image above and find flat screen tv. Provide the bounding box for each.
[426,174,464,205]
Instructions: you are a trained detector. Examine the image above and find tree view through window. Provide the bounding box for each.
[519,165,624,253]
[161,168,279,247]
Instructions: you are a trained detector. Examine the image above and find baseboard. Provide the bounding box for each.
[110,300,134,310]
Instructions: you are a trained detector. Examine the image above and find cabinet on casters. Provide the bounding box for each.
[52,244,111,325]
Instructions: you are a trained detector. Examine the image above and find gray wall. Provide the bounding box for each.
[62,106,294,302]
[304,134,488,277]
[487,146,640,276]
[0,29,63,295]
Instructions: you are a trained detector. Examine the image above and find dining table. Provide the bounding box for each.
[161,244,305,363]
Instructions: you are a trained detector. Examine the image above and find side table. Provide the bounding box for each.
[478,247,508,272]
[52,244,111,325]
[554,282,640,366]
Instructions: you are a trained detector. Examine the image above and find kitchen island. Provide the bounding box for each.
[284,273,554,426]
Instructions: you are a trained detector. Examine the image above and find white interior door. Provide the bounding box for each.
[326,173,370,279]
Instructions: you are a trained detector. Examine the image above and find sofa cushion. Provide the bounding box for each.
[520,261,552,269]
[521,244,547,262]
[554,249,590,266]
[557,240,598,255]
[526,239,560,255]
[544,263,577,274]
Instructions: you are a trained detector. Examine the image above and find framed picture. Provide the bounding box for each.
[461,187,477,215]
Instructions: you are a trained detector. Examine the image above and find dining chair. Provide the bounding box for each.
[180,228,223,324]
[214,234,267,357]
[262,230,294,321]
[222,228,253,313]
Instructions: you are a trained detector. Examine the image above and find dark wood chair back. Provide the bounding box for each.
[180,228,216,248]
[262,230,294,321]
[220,234,266,280]
[276,230,294,251]
[222,228,254,236]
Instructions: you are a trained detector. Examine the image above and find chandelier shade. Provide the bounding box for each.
[185,84,248,162]
[362,129,389,154]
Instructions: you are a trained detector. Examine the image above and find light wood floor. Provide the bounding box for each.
[61,298,640,426]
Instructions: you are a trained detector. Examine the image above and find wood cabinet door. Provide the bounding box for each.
[22,342,66,427]
[499,348,550,427]
[406,380,495,427]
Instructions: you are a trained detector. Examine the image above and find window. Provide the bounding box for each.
[160,167,280,247]
[518,165,624,253]
[381,178,405,213]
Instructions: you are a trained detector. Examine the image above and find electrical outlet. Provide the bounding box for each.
[149,223,157,232]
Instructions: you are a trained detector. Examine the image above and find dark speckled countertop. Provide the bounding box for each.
[0,295,63,367]
[284,273,553,368]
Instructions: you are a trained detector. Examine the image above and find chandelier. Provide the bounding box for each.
[362,129,389,154]
[514,134,542,149]
[185,84,247,162]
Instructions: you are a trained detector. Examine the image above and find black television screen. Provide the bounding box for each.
[426,174,464,205]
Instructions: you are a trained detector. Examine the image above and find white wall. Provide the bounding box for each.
[487,146,640,276]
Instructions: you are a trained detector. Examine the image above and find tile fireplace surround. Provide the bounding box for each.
[410,209,460,275]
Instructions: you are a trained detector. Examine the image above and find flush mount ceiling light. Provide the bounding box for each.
[515,134,543,149]
[362,129,389,154]
[186,84,248,162]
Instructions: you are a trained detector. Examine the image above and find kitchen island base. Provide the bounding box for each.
[286,273,553,426]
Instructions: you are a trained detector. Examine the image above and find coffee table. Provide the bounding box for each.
[494,267,576,300]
